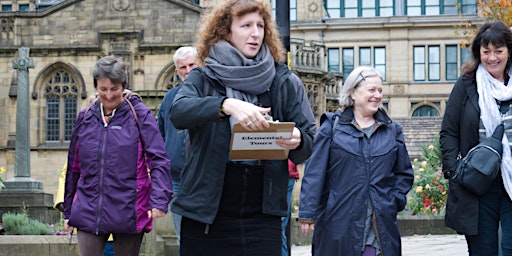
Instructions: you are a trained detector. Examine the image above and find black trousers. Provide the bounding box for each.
[180,163,281,256]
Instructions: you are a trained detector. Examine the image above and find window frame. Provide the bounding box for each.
[428,45,441,81]
[44,70,79,143]
[328,48,340,72]
[405,0,476,15]
[324,0,395,18]
[1,5,12,11]
[413,46,426,81]
[412,104,441,117]
[342,48,354,79]
[18,4,29,11]
[445,45,458,81]
[359,46,386,81]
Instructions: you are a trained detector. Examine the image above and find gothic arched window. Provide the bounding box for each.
[44,70,78,142]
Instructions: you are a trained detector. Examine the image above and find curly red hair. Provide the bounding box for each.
[195,0,286,65]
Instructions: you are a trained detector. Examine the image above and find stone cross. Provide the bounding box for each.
[4,47,42,192]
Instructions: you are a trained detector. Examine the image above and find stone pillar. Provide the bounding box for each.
[0,47,56,224]
[3,47,42,192]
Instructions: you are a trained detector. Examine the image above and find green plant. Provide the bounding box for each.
[1,212,53,235]
[406,137,449,215]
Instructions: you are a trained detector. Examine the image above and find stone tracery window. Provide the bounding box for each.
[44,70,78,142]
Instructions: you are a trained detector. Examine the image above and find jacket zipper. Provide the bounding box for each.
[363,128,384,255]
[95,124,108,235]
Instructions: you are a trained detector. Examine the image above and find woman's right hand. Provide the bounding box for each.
[222,98,271,130]
[64,219,74,231]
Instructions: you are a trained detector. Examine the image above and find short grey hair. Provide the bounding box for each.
[173,46,197,65]
[339,66,383,108]
[93,55,127,89]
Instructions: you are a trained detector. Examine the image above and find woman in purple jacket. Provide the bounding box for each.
[63,55,172,256]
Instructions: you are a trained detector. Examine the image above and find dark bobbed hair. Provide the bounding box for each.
[195,0,286,65]
[462,21,512,80]
[93,55,128,89]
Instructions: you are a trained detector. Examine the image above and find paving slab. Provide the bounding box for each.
[291,234,468,256]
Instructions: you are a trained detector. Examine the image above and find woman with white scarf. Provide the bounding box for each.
[440,21,512,255]
[169,1,314,255]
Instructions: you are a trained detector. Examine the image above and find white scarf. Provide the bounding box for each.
[476,64,512,199]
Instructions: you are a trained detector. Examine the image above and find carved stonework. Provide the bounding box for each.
[290,38,332,122]
[309,3,319,13]
[112,0,130,11]
[1,18,15,45]
[393,84,405,95]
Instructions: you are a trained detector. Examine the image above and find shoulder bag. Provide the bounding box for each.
[451,123,504,195]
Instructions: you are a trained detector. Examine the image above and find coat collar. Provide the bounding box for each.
[337,106,393,127]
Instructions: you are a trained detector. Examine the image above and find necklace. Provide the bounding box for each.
[103,112,113,123]
[100,103,117,127]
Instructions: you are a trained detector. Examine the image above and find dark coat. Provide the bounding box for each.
[157,85,187,183]
[170,63,314,225]
[299,108,414,256]
[440,74,480,235]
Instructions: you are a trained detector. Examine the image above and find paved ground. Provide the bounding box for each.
[291,234,468,256]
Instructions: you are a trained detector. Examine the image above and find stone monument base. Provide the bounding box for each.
[0,191,60,225]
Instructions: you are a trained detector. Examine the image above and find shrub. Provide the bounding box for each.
[2,212,53,235]
[406,137,449,215]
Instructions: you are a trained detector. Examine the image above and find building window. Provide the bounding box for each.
[328,48,340,72]
[414,46,426,81]
[461,46,472,66]
[442,0,458,14]
[415,45,463,82]
[406,0,422,15]
[380,0,394,16]
[425,0,440,15]
[459,0,477,14]
[326,0,341,18]
[19,4,29,11]
[325,0,394,18]
[412,105,440,117]
[446,45,458,80]
[271,0,296,22]
[429,46,440,81]
[375,47,386,81]
[2,5,12,11]
[44,70,78,142]
[360,47,371,66]
[359,47,386,81]
[406,0,476,15]
[291,0,297,21]
[342,48,354,79]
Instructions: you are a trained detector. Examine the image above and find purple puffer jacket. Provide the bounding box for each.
[64,96,172,235]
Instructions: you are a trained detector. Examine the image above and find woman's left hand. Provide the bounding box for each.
[275,127,301,150]
[147,208,166,219]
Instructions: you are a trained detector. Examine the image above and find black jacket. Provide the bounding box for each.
[170,63,314,225]
[440,74,480,235]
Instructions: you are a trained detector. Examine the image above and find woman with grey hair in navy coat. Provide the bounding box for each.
[298,66,414,255]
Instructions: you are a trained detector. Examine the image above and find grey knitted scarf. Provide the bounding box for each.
[204,40,276,104]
